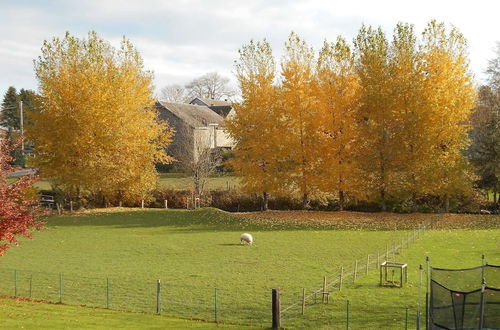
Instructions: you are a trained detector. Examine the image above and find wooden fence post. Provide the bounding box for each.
[339,266,343,290]
[156,279,161,314]
[141,199,144,209]
[301,288,306,315]
[164,199,168,209]
[322,276,327,303]
[354,260,358,283]
[272,288,281,329]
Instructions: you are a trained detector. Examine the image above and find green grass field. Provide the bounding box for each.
[0,209,498,329]
[9,173,240,192]
[0,297,244,329]
[158,173,240,190]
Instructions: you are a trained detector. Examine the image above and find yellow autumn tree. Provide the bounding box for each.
[354,25,403,211]
[387,23,432,206]
[421,21,476,211]
[279,32,322,209]
[316,37,362,210]
[29,31,173,204]
[227,39,281,210]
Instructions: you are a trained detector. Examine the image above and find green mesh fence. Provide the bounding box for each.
[0,268,269,327]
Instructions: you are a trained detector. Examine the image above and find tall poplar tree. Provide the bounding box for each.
[421,21,476,211]
[279,32,322,208]
[354,26,398,211]
[316,37,361,210]
[29,31,173,203]
[227,39,280,210]
[387,23,432,204]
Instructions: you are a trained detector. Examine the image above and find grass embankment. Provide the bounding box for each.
[0,209,498,328]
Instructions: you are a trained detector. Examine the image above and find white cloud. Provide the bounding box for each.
[0,0,499,95]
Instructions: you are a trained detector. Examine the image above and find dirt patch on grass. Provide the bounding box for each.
[232,211,499,230]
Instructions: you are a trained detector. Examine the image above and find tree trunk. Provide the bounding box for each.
[339,190,345,211]
[263,192,269,211]
[194,171,200,197]
[380,189,387,212]
[444,195,450,213]
[302,193,309,210]
[412,192,418,213]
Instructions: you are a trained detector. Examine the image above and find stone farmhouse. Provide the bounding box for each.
[156,98,235,164]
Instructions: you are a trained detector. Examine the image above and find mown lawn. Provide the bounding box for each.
[0,297,244,329]
[157,173,240,190]
[0,209,498,328]
[11,173,241,192]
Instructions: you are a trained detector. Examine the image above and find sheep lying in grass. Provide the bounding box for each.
[240,233,253,245]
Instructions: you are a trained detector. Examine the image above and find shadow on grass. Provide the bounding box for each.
[41,208,417,232]
[42,208,297,232]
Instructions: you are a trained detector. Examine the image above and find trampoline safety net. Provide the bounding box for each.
[430,264,500,330]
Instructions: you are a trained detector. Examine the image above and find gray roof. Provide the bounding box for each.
[191,97,232,107]
[157,101,224,128]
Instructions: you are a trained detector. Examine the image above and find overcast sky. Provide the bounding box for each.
[1,0,499,98]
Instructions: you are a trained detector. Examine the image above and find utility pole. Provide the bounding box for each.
[19,100,24,153]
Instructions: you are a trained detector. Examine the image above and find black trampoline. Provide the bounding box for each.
[428,263,500,329]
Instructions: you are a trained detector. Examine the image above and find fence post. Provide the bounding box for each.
[339,266,343,290]
[14,270,18,297]
[353,260,358,283]
[156,279,161,314]
[106,278,111,309]
[346,300,350,330]
[426,256,430,329]
[272,288,281,329]
[29,274,32,298]
[214,288,218,323]
[366,255,370,275]
[141,199,145,209]
[164,199,168,209]
[301,288,306,315]
[322,276,327,303]
[405,307,408,330]
[59,273,64,303]
[478,279,486,329]
[417,265,422,329]
[481,254,486,280]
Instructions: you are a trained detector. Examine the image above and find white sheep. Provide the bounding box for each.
[240,233,253,245]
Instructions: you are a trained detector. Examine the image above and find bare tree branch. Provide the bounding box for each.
[185,72,236,101]
[159,84,189,103]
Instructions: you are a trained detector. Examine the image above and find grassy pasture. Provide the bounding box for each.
[0,209,498,328]
[158,173,240,191]
[8,173,241,192]
[0,297,244,329]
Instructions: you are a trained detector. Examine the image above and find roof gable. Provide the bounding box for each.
[190,97,232,107]
[157,101,224,128]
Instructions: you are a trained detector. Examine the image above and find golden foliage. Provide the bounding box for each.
[28,31,173,202]
[230,22,476,210]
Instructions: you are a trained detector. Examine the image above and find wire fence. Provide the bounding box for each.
[280,223,429,326]
[0,269,270,327]
[0,224,429,328]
